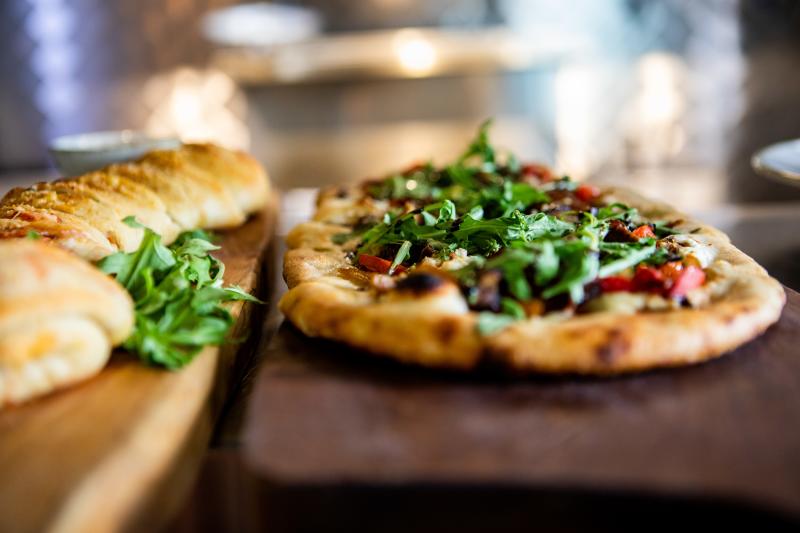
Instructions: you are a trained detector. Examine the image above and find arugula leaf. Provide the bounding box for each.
[532,240,559,285]
[540,242,600,303]
[598,241,657,278]
[476,296,527,335]
[524,212,575,240]
[123,215,144,228]
[437,199,457,224]
[420,211,438,226]
[467,205,484,220]
[459,119,496,170]
[356,215,396,256]
[596,203,637,221]
[451,211,571,254]
[500,297,526,319]
[389,240,412,275]
[357,120,552,220]
[445,163,479,190]
[503,181,550,209]
[98,221,260,369]
[486,248,535,301]
[99,227,175,299]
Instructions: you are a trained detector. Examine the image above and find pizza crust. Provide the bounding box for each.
[280,185,786,375]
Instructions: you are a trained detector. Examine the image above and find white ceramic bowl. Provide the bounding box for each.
[49,130,181,176]
[752,138,800,188]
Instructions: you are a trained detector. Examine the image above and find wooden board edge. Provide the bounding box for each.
[48,203,276,533]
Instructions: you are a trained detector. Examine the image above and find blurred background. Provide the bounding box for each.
[2,3,799,530]
[0,0,798,285]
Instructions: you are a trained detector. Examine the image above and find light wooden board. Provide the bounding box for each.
[0,206,274,533]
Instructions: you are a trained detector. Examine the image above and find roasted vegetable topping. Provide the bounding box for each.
[337,121,706,333]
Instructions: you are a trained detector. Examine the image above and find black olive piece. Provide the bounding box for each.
[605,219,638,242]
[471,270,503,312]
[544,292,572,313]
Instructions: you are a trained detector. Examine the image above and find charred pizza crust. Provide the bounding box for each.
[280,185,785,375]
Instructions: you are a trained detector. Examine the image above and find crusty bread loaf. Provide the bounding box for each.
[0,143,270,260]
[0,240,134,406]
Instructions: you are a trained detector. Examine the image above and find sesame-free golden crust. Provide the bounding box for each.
[0,143,271,260]
[280,185,786,375]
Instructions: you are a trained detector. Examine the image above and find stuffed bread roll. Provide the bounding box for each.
[0,240,134,406]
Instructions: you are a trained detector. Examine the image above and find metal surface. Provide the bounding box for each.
[210,26,571,85]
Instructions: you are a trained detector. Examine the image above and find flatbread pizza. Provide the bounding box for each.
[280,122,785,374]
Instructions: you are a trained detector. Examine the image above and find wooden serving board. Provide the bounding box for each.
[0,206,274,533]
[241,286,800,528]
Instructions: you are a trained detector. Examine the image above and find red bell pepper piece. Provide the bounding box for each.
[659,261,684,282]
[575,184,601,202]
[521,163,554,182]
[598,276,634,293]
[666,265,705,298]
[358,254,406,275]
[631,224,656,239]
[632,265,664,292]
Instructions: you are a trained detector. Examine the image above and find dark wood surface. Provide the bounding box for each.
[240,287,800,527]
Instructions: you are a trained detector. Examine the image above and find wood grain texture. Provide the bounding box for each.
[243,288,800,519]
[0,205,274,533]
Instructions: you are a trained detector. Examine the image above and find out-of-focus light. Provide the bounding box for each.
[406,179,418,190]
[638,53,685,127]
[554,65,595,179]
[626,52,687,166]
[143,68,249,149]
[392,30,437,76]
[27,0,79,129]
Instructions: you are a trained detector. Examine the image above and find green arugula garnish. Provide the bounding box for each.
[459,118,496,171]
[345,121,685,335]
[389,240,412,275]
[365,122,551,218]
[98,218,260,369]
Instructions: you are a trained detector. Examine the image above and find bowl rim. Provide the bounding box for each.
[751,138,800,188]
[49,130,181,154]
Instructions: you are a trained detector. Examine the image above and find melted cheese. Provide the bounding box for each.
[381,283,469,314]
[662,234,717,268]
[584,292,679,314]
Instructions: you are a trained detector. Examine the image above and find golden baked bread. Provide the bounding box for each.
[0,240,134,406]
[0,142,270,405]
[0,143,270,260]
